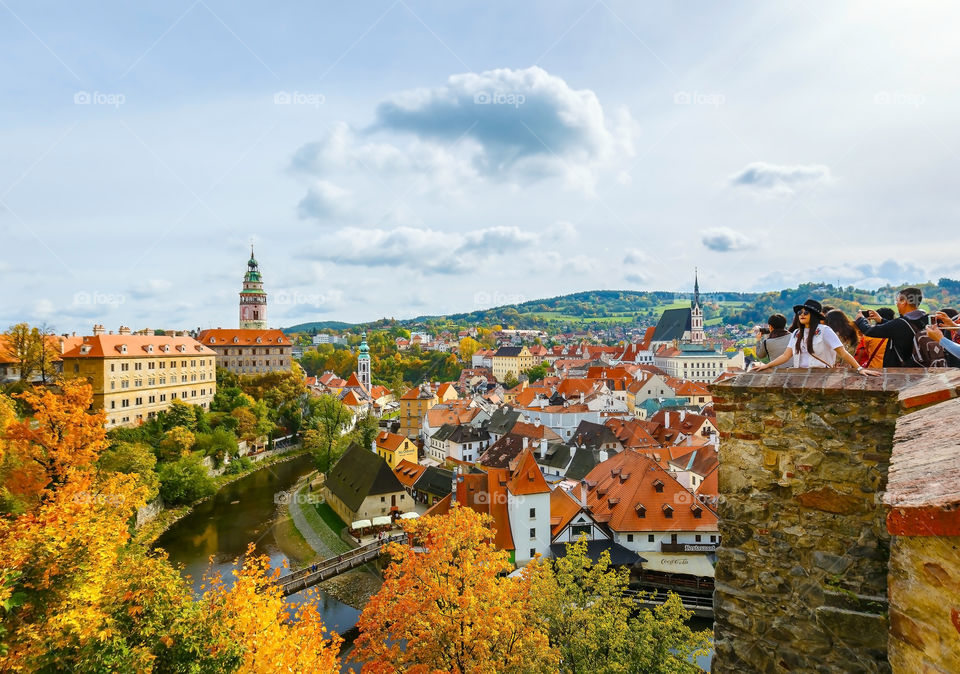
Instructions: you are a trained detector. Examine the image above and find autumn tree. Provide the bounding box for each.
[158,425,196,461]
[305,394,352,473]
[354,504,557,672]
[458,336,481,363]
[1,323,50,382]
[97,440,160,500]
[157,451,215,504]
[2,380,107,504]
[202,545,341,673]
[530,538,711,673]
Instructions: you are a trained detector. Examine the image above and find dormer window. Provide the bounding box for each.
[177,345,186,352]
[209,338,216,344]
[119,344,127,354]
[80,345,91,354]
[635,503,646,518]
[256,337,262,343]
[653,479,664,493]
[233,337,239,343]
[662,504,673,518]
[162,345,170,352]
[691,504,703,518]
[145,345,154,353]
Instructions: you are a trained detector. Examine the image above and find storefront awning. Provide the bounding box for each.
[399,511,420,520]
[639,551,715,578]
[372,515,392,527]
[351,519,372,530]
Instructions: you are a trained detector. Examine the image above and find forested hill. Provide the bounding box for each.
[284,279,960,333]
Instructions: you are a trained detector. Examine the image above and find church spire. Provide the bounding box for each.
[692,267,701,309]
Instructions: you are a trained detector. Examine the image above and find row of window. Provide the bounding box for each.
[109,372,208,389]
[216,348,287,355]
[110,359,210,372]
[623,533,718,543]
[109,388,211,409]
[110,401,209,425]
[222,360,284,367]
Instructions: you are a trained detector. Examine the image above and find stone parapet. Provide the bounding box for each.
[884,397,960,673]
[709,368,960,674]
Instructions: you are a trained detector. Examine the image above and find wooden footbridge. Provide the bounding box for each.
[275,533,407,597]
[623,588,714,619]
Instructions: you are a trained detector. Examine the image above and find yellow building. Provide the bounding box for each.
[491,346,534,382]
[374,430,418,469]
[61,328,216,427]
[399,385,439,439]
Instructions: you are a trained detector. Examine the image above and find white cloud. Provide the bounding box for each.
[297,180,354,221]
[296,224,545,274]
[729,162,832,196]
[701,227,756,252]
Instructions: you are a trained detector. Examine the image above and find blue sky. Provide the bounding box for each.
[2,1,959,332]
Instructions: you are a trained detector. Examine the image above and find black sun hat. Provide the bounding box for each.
[792,299,825,319]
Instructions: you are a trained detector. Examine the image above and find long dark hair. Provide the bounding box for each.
[824,309,857,348]
[794,312,822,356]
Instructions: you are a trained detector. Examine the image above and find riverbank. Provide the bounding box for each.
[279,479,384,610]
[136,446,309,546]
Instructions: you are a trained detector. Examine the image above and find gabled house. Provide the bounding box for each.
[323,443,409,525]
[375,430,418,469]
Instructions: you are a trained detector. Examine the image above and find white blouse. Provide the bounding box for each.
[789,325,843,367]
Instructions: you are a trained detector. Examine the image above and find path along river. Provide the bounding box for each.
[152,453,361,634]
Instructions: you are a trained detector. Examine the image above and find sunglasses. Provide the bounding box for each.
[798,309,810,315]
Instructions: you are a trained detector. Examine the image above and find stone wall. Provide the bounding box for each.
[710,369,960,674]
[884,397,960,673]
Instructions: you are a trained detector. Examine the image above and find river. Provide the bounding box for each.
[153,453,361,634]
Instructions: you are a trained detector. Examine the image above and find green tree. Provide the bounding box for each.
[192,427,239,467]
[531,538,711,673]
[158,452,215,504]
[162,399,197,431]
[158,426,195,462]
[305,395,352,473]
[526,363,548,383]
[97,441,160,500]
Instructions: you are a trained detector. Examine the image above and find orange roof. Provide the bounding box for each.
[605,418,660,449]
[196,328,288,346]
[550,487,582,537]
[377,430,409,452]
[650,410,712,436]
[394,459,426,488]
[695,464,719,502]
[344,372,367,391]
[514,386,552,408]
[555,378,597,399]
[586,366,633,382]
[506,449,550,496]
[426,406,479,428]
[62,334,214,359]
[436,382,458,398]
[584,451,718,533]
[424,471,515,552]
[341,390,364,407]
[673,380,711,397]
[369,385,391,399]
[510,421,562,443]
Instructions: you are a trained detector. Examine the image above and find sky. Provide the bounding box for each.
[2,1,960,332]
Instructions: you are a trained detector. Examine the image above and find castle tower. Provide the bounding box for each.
[690,268,705,344]
[358,331,371,390]
[239,247,268,330]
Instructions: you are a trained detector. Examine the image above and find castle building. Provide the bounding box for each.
[239,247,267,330]
[61,328,216,427]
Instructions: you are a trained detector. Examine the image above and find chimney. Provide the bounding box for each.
[598,448,609,463]
[579,392,584,404]
[665,411,670,427]
[580,479,588,506]
[92,324,105,336]
[539,438,547,460]
[451,466,459,504]
[118,326,131,335]
[522,436,529,449]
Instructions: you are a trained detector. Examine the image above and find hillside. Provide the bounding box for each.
[283,279,960,333]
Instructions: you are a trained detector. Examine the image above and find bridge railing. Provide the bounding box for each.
[275,533,407,592]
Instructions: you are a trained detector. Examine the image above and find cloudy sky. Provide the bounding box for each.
[2,1,959,332]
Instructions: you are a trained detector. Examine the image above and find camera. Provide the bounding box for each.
[757,326,770,334]
[928,315,940,326]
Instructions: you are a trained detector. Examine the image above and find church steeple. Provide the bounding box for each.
[689,269,704,344]
[357,331,371,391]
[239,246,267,329]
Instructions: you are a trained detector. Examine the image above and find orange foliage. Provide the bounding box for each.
[202,544,342,673]
[3,380,107,501]
[0,470,149,667]
[354,505,557,673]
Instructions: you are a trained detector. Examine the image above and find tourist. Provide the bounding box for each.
[925,313,960,364]
[854,287,934,367]
[754,314,792,368]
[753,299,879,375]
[824,309,858,353]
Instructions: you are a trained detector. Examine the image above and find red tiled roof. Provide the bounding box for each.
[197,328,288,346]
[377,430,410,452]
[62,334,214,359]
[584,451,718,533]
[605,418,660,449]
[550,487,582,537]
[394,459,426,488]
[506,448,550,496]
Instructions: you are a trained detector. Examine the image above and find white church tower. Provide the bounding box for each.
[690,269,705,345]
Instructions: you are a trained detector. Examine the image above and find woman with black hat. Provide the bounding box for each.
[753,299,879,375]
